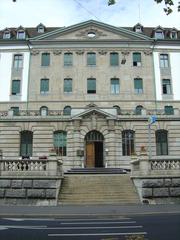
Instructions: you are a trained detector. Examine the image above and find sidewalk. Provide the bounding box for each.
[0,204,180,218]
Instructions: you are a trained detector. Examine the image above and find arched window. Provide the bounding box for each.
[20,131,33,157]
[53,131,67,156]
[113,105,121,115]
[40,106,48,116]
[122,130,135,156]
[85,130,104,142]
[156,130,168,155]
[135,105,143,115]
[63,106,71,116]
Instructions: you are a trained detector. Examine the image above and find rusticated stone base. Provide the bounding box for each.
[133,177,180,204]
[0,177,62,206]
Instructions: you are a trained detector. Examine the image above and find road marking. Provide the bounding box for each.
[0,225,47,229]
[48,232,147,237]
[0,225,142,230]
[61,221,136,225]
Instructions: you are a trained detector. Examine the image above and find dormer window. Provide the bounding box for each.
[135,26,142,33]
[133,23,143,33]
[17,30,25,39]
[3,31,11,39]
[155,29,164,39]
[170,31,177,39]
[37,23,45,33]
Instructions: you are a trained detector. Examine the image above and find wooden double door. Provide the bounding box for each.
[86,141,103,168]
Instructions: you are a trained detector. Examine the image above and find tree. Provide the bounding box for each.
[108,0,180,15]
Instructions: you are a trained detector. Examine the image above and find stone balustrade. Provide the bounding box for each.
[0,157,63,177]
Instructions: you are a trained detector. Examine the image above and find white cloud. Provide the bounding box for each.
[0,0,179,28]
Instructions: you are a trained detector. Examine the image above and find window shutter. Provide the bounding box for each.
[42,53,50,66]
[133,53,141,62]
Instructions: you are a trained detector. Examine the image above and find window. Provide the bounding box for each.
[134,78,143,94]
[170,31,177,39]
[111,78,120,94]
[40,106,48,116]
[160,54,169,68]
[17,30,25,39]
[162,79,172,94]
[41,53,50,66]
[64,78,72,93]
[63,106,71,116]
[164,106,174,115]
[11,80,20,95]
[156,130,168,155]
[110,52,119,66]
[20,131,33,157]
[135,26,142,33]
[155,30,164,39]
[122,130,135,156]
[13,54,23,69]
[87,78,96,94]
[37,24,45,33]
[87,52,96,66]
[133,52,141,66]
[53,131,67,156]
[40,78,49,93]
[135,105,143,115]
[11,107,19,116]
[64,53,73,66]
[3,31,11,39]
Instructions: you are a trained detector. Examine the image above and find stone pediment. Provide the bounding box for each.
[72,108,116,120]
[30,20,151,41]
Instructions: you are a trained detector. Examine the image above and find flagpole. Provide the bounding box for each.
[148,123,152,159]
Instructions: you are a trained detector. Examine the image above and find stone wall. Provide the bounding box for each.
[133,177,180,204]
[0,177,62,205]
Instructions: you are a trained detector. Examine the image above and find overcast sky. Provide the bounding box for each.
[0,0,179,29]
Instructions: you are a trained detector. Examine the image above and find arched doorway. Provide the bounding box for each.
[85,130,104,168]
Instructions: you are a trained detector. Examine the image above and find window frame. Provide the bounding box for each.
[156,130,168,156]
[160,54,169,68]
[40,78,49,94]
[87,52,96,66]
[53,131,67,156]
[17,31,25,40]
[162,79,172,95]
[122,130,135,156]
[110,52,119,66]
[64,78,72,93]
[13,54,23,69]
[133,52,141,67]
[64,52,73,66]
[41,52,50,66]
[87,78,96,94]
[11,79,21,95]
[111,78,120,94]
[134,78,143,94]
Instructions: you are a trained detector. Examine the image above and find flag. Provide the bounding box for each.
[149,115,157,125]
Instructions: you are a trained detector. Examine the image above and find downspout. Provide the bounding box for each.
[26,40,31,113]
[151,39,158,113]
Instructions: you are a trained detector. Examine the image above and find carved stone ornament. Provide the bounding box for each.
[144,50,152,55]
[53,50,62,55]
[98,50,107,55]
[76,28,107,39]
[121,50,130,56]
[30,50,39,55]
[76,50,84,55]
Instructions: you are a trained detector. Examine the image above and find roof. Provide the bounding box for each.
[0,20,179,40]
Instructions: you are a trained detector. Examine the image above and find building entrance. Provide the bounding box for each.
[85,131,104,168]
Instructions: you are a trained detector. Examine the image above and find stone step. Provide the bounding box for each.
[59,173,140,204]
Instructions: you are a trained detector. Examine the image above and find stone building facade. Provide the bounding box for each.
[0,20,180,172]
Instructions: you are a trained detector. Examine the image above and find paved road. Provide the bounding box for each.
[0,213,179,240]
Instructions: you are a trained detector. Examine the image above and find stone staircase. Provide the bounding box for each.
[58,173,140,204]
